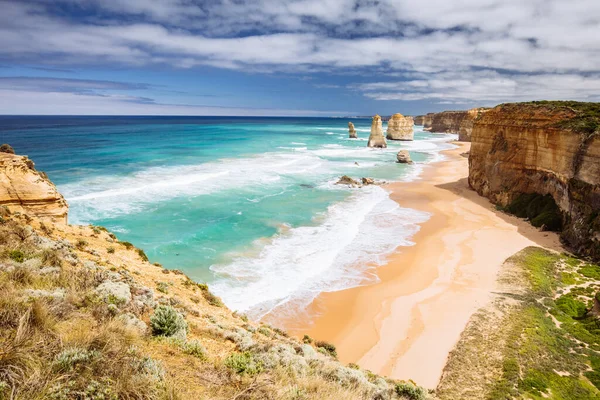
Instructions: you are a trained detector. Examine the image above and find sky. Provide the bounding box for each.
[0,0,599,116]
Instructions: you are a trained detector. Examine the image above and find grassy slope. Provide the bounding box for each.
[437,247,600,400]
[501,101,600,134]
[0,209,428,400]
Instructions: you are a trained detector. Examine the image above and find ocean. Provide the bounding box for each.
[0,116,457,320]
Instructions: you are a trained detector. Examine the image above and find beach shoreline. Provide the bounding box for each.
[284,141,564,388]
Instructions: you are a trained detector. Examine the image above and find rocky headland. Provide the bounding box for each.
[468,101,600,260]
[0,150,68,224]
[367,115,387,148]
[386,114,414,141]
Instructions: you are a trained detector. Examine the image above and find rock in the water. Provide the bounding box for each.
[336,175,360,187]
[367,115,387,148]
[386,113,414,141]
[96,280,132,305]
[361,177,375,185]
[396,150,413,164]
[348,122,357,139]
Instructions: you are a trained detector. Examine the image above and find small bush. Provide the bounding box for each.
[120,241,134,249]
[315,340,337,358]
[395,381,427,400]
[107,247,115,254]
[201,289,223,307]
[137,249,148,262]
[303,334,313,344]
[224,352,262,375]
[556,295,587,318]
[7,249,25,263]
[40,249,61,267]
[54,348,100,372]
[75,239,88,250]
[150,305,187,338]
[0,144,15,154]
[181,339,207,359]
[156,282,169,294]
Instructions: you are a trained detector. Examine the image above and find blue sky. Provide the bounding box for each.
[0,0,599,116]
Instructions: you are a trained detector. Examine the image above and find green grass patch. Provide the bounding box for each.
[506,193,562,231]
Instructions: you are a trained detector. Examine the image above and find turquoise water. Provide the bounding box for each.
[0,116,457,318]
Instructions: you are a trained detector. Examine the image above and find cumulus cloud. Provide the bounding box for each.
[0,0,598,107]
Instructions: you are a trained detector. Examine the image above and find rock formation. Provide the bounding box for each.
[336,175,360,186]
[367,115,387,148]
[414,114,434,129]
[0,151,68,224]
[396,150,413,164]
[458,108,489,142]
[386,113,414,141]
[430,111,469,133]
[348,122,357,138]
[468,102,600,260]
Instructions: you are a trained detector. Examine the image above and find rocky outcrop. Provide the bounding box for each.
[468,102,600,260]
[348,122,357,138]
[396,150,413,164]
[367,115,387,148]
[0,152,68,224]
[415,113,434,128]
[458,108,490,142]
[430,111,469,133]
[386,113,414,141]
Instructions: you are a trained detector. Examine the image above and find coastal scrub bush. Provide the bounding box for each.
[75,239,88,250]
[137,249,148,262]
[198,283,223,307]
[120,241,134,249]
[156,282,169,294]
[150,305,187,338]
[303,334,313,344]
[315,340,337,358]
[181,339,207,359]
[8,249,24,263]
[556,295,587,318]
[395,381,427,400]
[107,247,115,254]
[54,348,100,372]
[224,352,262,376]
[0,144,15,154]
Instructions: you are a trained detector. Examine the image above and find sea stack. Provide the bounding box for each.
[386,113,414,141]
[348,122,357,138]
[367,115,387,148]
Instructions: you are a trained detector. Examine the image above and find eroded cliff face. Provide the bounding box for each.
[0,152,68,223]
[430,111,468,133]
[368,115,387,148]
[458,108,489,142]
[469,102,600,260]
[386,113,414,141]
[416,113,434,129]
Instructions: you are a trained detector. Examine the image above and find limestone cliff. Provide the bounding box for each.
[0,152,68,223]
[348,121,357,138]
[368,115,387,148]
[458,108,489,142]
[468,101,600,260]
[386,113,414,141]
[430,111,468,133]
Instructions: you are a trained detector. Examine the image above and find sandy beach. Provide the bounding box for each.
[287,141,564,389]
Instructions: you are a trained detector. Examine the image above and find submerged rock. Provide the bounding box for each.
[367,115,387,148]
[348,122,357,138]
[386,113,414,141]
[396,150,413,164]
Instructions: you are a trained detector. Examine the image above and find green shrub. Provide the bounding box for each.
[556,295,587,318]
[120,241,134,249]
[303,334,313,344]
[150,305,187,338]
[395,381,426,400]
[181,339,207,359]
[75,239,88,250]
[201,288,223,307]
[315,340,337,358]
[156,282,169,294]
[224,352,262,375]
[137,249,148,262]
[54,348,100,372]
[107,247,115,254]
[506,193,562,231]
[0,144,15,154]
[8,249,24,263]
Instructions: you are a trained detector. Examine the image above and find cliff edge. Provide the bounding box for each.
[468,101,600,260]
[0,152,68,224]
